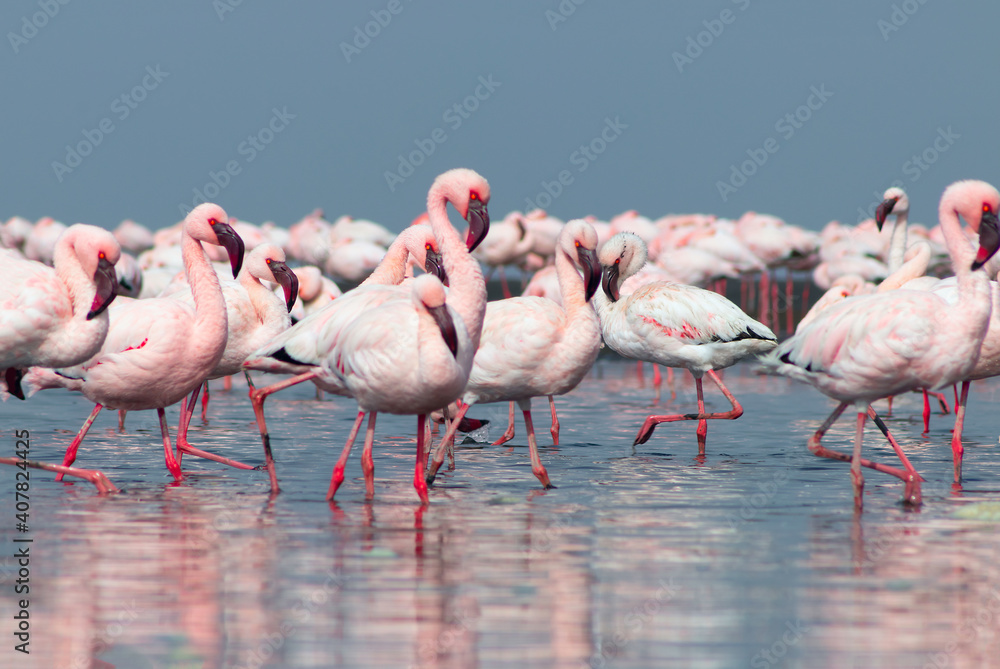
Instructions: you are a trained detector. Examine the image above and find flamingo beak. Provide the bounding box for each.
[87,255,118,319]
[424,248,448,286]
[973,209,1000,271]
[580,248,601,301]
[602,263,621,302]
[214,221,245,278]
[269,260,299,312]
[428,303,459,359]
[464,199,490,252]
[874,197,899,232]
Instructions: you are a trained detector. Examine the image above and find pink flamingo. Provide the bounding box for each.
[425,218,602,489]
[594,233,777,453]
[323,168,490,504]
[1,224,119,401]
[31,204,244,486]
[758,180,1000,509]
[240,223,454,494]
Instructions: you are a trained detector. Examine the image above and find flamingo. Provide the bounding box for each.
[28,204,244,485]
[757,180,1000,508]
[426,218,602,489]
[241,220,466,495]
[594,233,777,453]
[286,266,341,323]
[323,167,490,504]
[1,224,119,401]
[160,243,298,468]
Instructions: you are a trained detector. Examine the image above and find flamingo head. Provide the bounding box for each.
[431,168,491,252]
[404,223,448,286]
[414,274,458,358]
[599,232,647,302]
[875,187,908,231]
[562,219,601,301]
[66,224,122,320]
[248,244,298,313]
[186,203,245,278]
[942,181,1000,271]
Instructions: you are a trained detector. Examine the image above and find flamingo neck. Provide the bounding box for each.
[878,241,930,292]
[361,233,412,287]
[182,232,228,354]
[887,210,908,273]
[241,270,286,325]
[52,234,95,322]
[555,246,587,313]
[427,186,487,350]
[940,200,991,321]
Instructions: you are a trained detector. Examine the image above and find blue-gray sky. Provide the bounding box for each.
[2,1,997,232]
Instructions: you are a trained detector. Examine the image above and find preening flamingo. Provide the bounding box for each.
[1,224,119,401]
[594,233,777,453]
[426,219,603,489]
[758,180,1000,509]
[27,204,244,487]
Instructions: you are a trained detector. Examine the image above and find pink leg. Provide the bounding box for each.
[426,402,471,485]
[361,412,377,499]
[651,365,662,404]
[55,404,103,481]
[950,381,970,484]
[633,370,742,447]
[887,395,894,418]
[118,409,127,433]
[666,367,676,401]
[548,395,560,445]
[413,414,430,505]
[801,281,810,309]
[176,382,256,470]
[808,403,919,482]
[636,360,645,381]
[157,407,183,481]
[200,381,210,423]
[0,457,118,494]
[851,410,866,511]
[223,375,232,391]
[247,370,320,494]
[866,407,923,505]
[921,390,930,434]
[917,389,950,415]
[492,402,517,446]
[327,410,365,500]
[521,401,553,489]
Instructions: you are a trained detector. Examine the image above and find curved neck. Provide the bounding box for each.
[878,241,929,292]
[555,247,588,313]
[887,210,908,273]
[241,270,286,323]
[182,233,228,342]
[52,237,95,321]
[427,185,487,349]
[361,234,411,287]
[939,199,988,306]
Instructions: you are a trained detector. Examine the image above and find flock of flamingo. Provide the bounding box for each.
[2,168,999,511]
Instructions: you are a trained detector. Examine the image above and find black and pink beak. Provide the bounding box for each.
[87,255,118,319]
[464,198,490,253]
[214,220,245,278]
[425,248,448,286]
[269,260,299,312]
[429,303,459,359]
[601,262,621,302]
[973,208,1000,271]
[579,247,601,301]
[874,197,899,232]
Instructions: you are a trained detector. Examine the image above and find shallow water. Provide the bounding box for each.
[1,358,1000,669]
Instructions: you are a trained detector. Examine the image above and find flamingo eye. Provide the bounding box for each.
[470,192,478,201]
[208,218,218,226]
[614,258,621,265]
[266,258,272,264]
[984,203,993,214]
[425,243,432,251]
[99,251,106,260]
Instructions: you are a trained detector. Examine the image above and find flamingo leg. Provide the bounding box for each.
[520,400,553,489]
[414,414,430,505]
[851,409,865,511]
[492,402,517,446]
[200,381,210,423]
[361,412,377,499]
[866,408,923,505]
[0,457,118,494]
[651,365,662,404]
[157,407,183,481]
[914,388,949,416]
[808,402,920,482]
[223,375,232,391]
[886,395,894,418]
[247,370,319,494]
[55,403,103,481]
[950,381,970,484]
[548,395,560,445]
[633,370,743,447]
[666,366,676,401]
[921,389,931,434]
[326,410,365,500]
[426,402,471,485]
[118,409,127,433]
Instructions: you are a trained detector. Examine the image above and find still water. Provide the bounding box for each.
[1,359,999,668]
